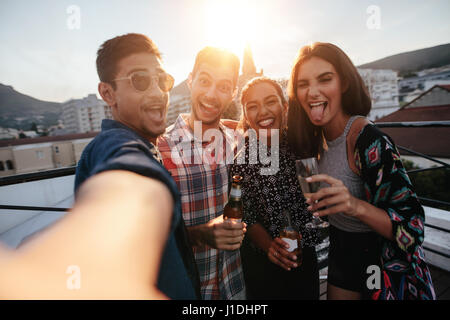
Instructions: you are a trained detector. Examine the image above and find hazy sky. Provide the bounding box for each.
[0,0,449,102]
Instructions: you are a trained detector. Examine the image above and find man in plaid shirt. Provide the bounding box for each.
[158,47,246,300]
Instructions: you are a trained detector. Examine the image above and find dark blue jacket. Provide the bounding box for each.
[75,119,199,299]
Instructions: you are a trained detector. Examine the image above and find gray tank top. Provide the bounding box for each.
[318,115,373,233]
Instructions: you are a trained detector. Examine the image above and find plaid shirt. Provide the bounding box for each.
[158,114,246,300]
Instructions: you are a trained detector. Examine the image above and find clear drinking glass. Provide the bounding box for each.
[295,158,330,230]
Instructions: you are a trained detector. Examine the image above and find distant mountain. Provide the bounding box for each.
[0,84,62,130]
[358,43,450,76]
[170,79,189,97]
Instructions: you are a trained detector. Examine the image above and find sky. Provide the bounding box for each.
[0,0,449,103]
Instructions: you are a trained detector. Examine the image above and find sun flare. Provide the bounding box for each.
[203,0,265,57]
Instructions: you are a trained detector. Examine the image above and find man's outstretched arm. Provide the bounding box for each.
[0,170,173,299]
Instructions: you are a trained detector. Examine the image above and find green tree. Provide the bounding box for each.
[30,122,38,132]
[403,159,450,211]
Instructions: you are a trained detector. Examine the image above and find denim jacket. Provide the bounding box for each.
[75,119,199,299]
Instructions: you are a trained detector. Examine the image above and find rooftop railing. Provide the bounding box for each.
[1,120,449,300]
[0,120,449,263]
[2,120,449,209]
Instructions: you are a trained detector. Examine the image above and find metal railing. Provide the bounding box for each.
[376,121,450,209]
[0,120,449,212]
[0,167,75,212]
[0,166,75,187]
[0,120,449,278]
[375,121,450,262]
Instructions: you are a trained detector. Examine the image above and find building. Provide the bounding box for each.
[358,69,400,120]
[0,127,19,140]
[376,84,450,168]
[166,93,191,127]
[61,94,112,134]
[398,69,450,104]
[399,70,450,92]
[235,44,263,104]
[0,132,97,177]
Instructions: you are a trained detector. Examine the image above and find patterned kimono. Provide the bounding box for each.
[355,124,436,300]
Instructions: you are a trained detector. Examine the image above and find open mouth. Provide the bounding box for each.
[309,101,328,122]
[144,104,166,122]
[199,101,219,114]
[257,118,275,129]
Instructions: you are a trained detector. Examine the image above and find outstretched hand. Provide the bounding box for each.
[304,174,361,218]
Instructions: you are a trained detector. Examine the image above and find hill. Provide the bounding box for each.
[358,43,450,76]
[0,84,62,130]
[170,79,189,97]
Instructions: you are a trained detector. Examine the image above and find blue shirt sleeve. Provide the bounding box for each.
[75,128,181,232]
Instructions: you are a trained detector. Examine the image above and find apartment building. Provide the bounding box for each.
[0,133,97,177]
[62,94,112,134]
[358,68,400,120]
[166,94,191,127]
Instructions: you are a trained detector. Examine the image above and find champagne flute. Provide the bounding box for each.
[295,158,330,229]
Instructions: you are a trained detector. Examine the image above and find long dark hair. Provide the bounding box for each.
[287,42,371,158]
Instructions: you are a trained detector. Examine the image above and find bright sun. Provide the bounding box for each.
[203,0,264,57]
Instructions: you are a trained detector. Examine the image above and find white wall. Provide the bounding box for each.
[0,175,74,248]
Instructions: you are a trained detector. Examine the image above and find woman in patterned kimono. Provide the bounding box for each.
[286,42,436,300]
[231,77,320,299]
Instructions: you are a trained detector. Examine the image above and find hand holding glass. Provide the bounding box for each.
[295,158,330,229]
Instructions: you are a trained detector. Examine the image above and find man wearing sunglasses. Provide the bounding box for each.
[74,33,200,299]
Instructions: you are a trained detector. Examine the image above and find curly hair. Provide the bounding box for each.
[237,76,288,132]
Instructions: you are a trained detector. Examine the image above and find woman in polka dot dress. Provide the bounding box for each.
[231,77,321,299]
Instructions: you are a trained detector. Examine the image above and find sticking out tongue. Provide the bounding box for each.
[311,105,325,122]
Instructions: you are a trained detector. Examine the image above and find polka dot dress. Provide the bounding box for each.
[231,131,319,250]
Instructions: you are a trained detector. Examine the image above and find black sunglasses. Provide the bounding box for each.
[112,71,174,92]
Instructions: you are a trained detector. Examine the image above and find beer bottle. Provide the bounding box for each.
[279,210,302,266]
[224,175,243,222]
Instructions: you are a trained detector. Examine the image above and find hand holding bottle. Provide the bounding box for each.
[267,238,299,271]
[203,215,247,250]
[267,210,302,271]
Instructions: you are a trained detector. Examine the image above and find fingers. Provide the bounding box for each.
[305,186,347,204]
[306,174,343,186]
[217,242,244,251]
[306,187,358,217]
[213,220,246,250]
[267,249,290,271]
[273,237,289,248]
[214,231,245,249]
[314,203,349,217]
[222,219,247,231]
[307,192,349,212]
[267,239,298,271]
[215,226,245,238]
[205,217,247,250]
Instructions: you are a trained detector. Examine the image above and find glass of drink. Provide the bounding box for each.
[295,158,330,230]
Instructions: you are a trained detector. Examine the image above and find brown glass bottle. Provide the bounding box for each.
[279,210,302,266]
[224,175,243,222]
